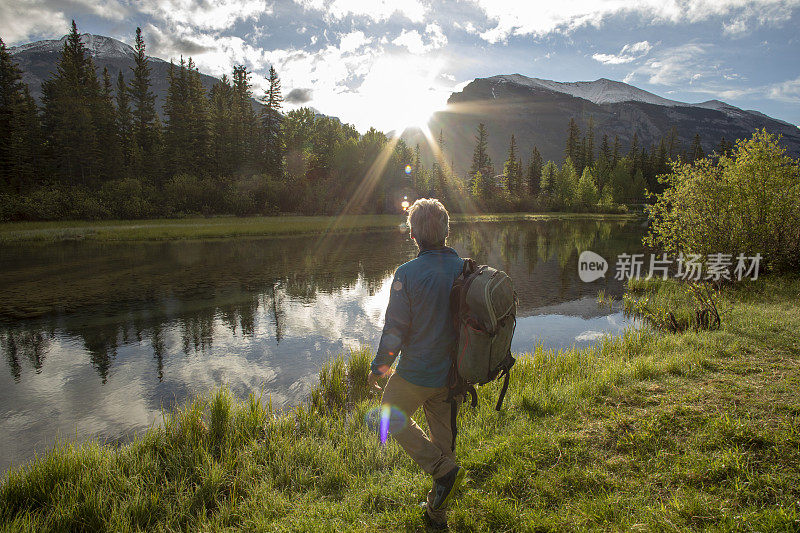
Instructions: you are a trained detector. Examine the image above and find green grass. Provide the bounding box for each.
[0,212,638,243]
[2,277,799,531]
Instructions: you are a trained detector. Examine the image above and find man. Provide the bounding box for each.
[368,198,466,530]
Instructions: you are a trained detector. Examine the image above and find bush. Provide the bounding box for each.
[645,129,800,273]
[100,178,156,219]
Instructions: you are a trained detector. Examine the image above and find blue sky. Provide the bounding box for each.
[3,0,800,132]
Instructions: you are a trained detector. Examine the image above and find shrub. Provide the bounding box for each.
[645,129,800,273]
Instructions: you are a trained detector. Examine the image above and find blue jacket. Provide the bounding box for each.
[371,246,464,388]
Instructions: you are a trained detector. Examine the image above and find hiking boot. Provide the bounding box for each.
[431,466,465,510]
[420,503,448,531]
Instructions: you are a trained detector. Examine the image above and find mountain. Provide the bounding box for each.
[407,73,800,176]
[8,33,262,116]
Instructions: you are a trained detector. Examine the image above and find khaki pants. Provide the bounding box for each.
[380,373,457,523]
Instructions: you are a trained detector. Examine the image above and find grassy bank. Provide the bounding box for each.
[2,276,799,531]
[0,212,638,244]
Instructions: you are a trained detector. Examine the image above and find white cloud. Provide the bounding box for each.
[339,30,369,53]
[471,0,800,43]
[629,42,709,85]
[144,24,272,81]
[391,24,448,55]
[137,0,270,31]
[0,0,127,45]
[294,0,427,23]
[592,40,652,64]
[768,76,800,102]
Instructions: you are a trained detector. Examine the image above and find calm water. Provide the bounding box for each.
[0,217,645,471]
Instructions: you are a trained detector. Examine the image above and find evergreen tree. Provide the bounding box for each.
[628,132,640,173]
[666,126,680,160]
[716,137,733,158]
[185,58,210,175]
[585,115,595,169]
[469,123,493,197]
[164,59,190,176]
[689,133,704,162]
[0,37,40,191]
[115,71,133,175]
[502,134,521,194]
[232,65,258,169]
[595,133,612,188]
[129,27,161,182]
[526,145,542,196]
[612,135,621,168]
[41,20,100,186]
[96,66,121,180]
[565,117,580,164]
[262,65,283,177]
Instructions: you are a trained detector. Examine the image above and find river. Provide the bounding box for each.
[0,216,645,472]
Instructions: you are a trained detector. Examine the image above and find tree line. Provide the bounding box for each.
[0,22,418,220]
[461,116,733,213]
[0,21,735,221]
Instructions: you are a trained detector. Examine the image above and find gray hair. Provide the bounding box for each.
[407,198,449,247]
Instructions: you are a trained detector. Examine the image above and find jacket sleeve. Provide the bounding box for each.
[371,269,412,373]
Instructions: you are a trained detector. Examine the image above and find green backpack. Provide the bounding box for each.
[447,258,517,449]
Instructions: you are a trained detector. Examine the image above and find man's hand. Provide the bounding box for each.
[368,365,393,392]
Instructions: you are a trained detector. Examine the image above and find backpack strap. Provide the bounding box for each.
[494,351,516,411]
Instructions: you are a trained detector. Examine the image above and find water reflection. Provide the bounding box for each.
[0,218,644,471]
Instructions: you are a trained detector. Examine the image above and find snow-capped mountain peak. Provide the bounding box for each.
[10,33,137,60]
[489,73,686,107]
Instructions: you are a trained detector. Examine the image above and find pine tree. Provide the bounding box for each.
[526,145,542,196]
[565,117,580,164]
[232,65,258,170]
[503,134,520,194]
[628,132,640,173]
[41,20,100,186]
[0,37,40,192]
[185,58,209,175]
[469,123,493,197]
[164,59,188,176]
[96,67,121,180]
[585,115,595,169]
[689,133,704,162]
[129,27,160,183]
[262,65,283,177]
[595,133,612,189]
[115,71,133,176]
[666,126,680,160]
[716,137,733,158]
[612,135,621,168]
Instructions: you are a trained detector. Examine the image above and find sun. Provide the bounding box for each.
[356,54,450,133]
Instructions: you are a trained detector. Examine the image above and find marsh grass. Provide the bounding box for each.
[0,213,638,244]
[2,277,800,531]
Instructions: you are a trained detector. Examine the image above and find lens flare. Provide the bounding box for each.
[404,165,412,175]
[379,404,391,444]
[365,404,407,445]
[401,200,410,211]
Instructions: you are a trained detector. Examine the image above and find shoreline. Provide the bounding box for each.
[0,212,641,244]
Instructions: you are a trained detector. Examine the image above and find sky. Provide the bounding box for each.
[2,0,800,132]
